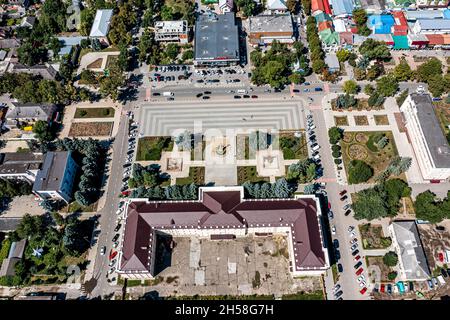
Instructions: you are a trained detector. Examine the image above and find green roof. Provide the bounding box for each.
[319,29,340,46]
[393,35,409,49]
[314,12,332,23]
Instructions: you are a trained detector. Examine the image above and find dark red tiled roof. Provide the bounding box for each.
[120,190,327,274]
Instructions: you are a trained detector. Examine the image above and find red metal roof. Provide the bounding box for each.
[312,0,332,15]
[425,34,445,45]
[120,190,327,274]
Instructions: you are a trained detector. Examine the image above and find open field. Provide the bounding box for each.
[69,122,113,137]
[74,107,115,118]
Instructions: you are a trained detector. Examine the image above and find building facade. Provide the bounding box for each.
[400,93,450,181]
[0,152,43,182]
[248,14,295,45]
[154,20,188,44]
[117,186,330,280]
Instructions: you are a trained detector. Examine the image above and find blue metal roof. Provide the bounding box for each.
[368,15,395,34]
[443,9,450,20]
[330,0,354,16]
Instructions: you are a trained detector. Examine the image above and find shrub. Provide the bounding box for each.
[387,271,398,281]
[348,160,373,184]
[383,251,398,267]
[331,144,341,153]
[79,110,87,117]
[334,158,342,165]
[332,150,341,158]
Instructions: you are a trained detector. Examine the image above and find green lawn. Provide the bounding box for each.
[74,107,115,118]
[281,290,324,300]
[359,223,392,250]
[274,131,308,160]
[237,166,269,185]
[136,137,174,161]
[176,167,205,185]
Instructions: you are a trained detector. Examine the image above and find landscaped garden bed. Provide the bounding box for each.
[354,115,369,126]
[334,116,349,126]
[359,223,392,250]
[176,167,205,185]
[191,141,206,161]
[136,136,174,161]
[274,130,308,160]
[69,122,113,137]
[74,107,115,118]
[366,256,395,282]
[374,115,389,125]
[341,131,399,183]
[236,134,251,160]
[237,166,269,185]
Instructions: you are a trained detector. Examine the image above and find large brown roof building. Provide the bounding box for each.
[117,187,329,279]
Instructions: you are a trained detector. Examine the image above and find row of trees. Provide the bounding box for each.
[352,179,411,220]
[286,159,318,184]
[305,17,328,75]
[130,183,199,200]
[0,178,31,200]
[128,164,167,188]
[242,178,294,199]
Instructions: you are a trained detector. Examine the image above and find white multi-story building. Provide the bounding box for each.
[154,20,188,44]
[400,93,450,181]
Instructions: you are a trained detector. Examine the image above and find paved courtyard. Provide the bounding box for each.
[136,235,322,298]
[138,100,307,137]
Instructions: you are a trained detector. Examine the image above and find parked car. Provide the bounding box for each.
[355,268,363,276]
[352,249,359,256]
[251,95,258,98]
[331,225,336,235]
[100,246,106,255]
[343,204,351,211]
[349,238,358,245]
[357,275,365,283]
[387,284,392,294]
[432,278,438,286]
[112,233,120,242]
[335,290,343,298]
[409,282,414,291]
[441,269,448,278]
[333,239,339,248]
[339,190,347,196]
[435,225,446,231]
[334,284,341,292]
[234,95,241,99]
[202,96,210,99]
[348,226,354,232]
[427,279,434,289]
[152,92,160,96]
[335,250,341,260]
[328,211,334,219]
[354,255,361,262]
[314,87,323,92]
[354,261,363,269]
[196,93,203,98]
[114,224,121,232]
[337,263,343,273]
[340,195,348,201]
[360,287,367,295]
[350,243,358,251]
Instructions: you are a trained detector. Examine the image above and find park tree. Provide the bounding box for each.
[301,0,311,15]
[414,191,446,223]
[348,160,373,184]
[415,57,442,83]
[364,84,375,96]
[352,187,388,220]
[336,49,351,62]
[383,251,398,267]
[328,126,343,144]
[393,58,412,81]
[359,39,391,61]
[427,74,447,97]
[32,120,53,142]
[235,0,256,17]
[166,43,180,61]
[343,80,359,95]
[376,74,399,97]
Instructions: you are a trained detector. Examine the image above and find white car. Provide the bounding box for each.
[359,281,367,288]
[348,226,354,233]
[109,267,116,274]
[331,225,336,235]
[116,208,123,215]
[350,231,357,238]
[357,275,365,283]
[100,246,106,256]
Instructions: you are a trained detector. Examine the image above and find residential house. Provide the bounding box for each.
[400,93,450,181]
[248,14,295,45]
[219,0,234,13]
[194,12,240,67]
[266,0,288,13]
[311,0,332,14]
[324,53,340,72]
[5,102,57,127]
[89,9,114,46]
[412,19,450,34]
[32,151,79,203]
[0,38,20,50]
[20,16,35,28]
[389,221,431,281]
[117,187,329,279]
[7,62,58,80]
[367,14,395,34]
[0,152,44,182]
[329,0,355,17]
[0,239,27,277]
[57,36,88,56]
[154,20,189,44]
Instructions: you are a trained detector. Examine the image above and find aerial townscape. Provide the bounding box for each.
[0,0,450,305]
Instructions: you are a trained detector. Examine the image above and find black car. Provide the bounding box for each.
[243,95,250,98]
[233,79,241,82]
[202,96,210,99]
[335,250,341,260]
[337,263,343,273]
[152,92,161,96]
[344,209,352,216]
[436,225,446,231]
[386,284,392,295]
[333,239,339,248]
[196,93,203,98]
[340,195,348,201]
[352,249,359,256]
[204,91,212,95]
[354,261,362,269]
[112,233,120,242]
[196,79,204,83]
[114,224,121,232]
[441,269,448,277]
[234,95,241,99]
[335,290,343,298]
[409,281,414,291]
[293,89,299,93]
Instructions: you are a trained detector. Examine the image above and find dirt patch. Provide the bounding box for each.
[374,115,390,126]
[334,116,349,126]
[69,122,113,137]
[87,58,103,69]
[354,115,369,126]
[367,256,394,282]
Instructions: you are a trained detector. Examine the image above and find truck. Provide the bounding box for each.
[162,91,174,97]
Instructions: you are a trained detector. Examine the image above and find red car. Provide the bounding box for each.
[360,287,367,295]
[356,267,364,276]
[109,250,118,261]
[380,284,385,293]
[438,252,444,262]
[328,202,331,209]
[339,190,347,196]
[354,255,361,262]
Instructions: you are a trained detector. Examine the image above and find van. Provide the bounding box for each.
[162,91,174,97]
[237,89,247,94]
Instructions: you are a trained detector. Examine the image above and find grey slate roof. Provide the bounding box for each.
[410,93,450,169]
[6,102,56,121]
[32,151,70,193]
[249,14,294,33]
[194,12,240,62]
[0,152,43,175]
[90,9,114,37]
[392,221,430,280]
[0,239,26,277]
[416,19,450,31]
[0,218,22,232]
